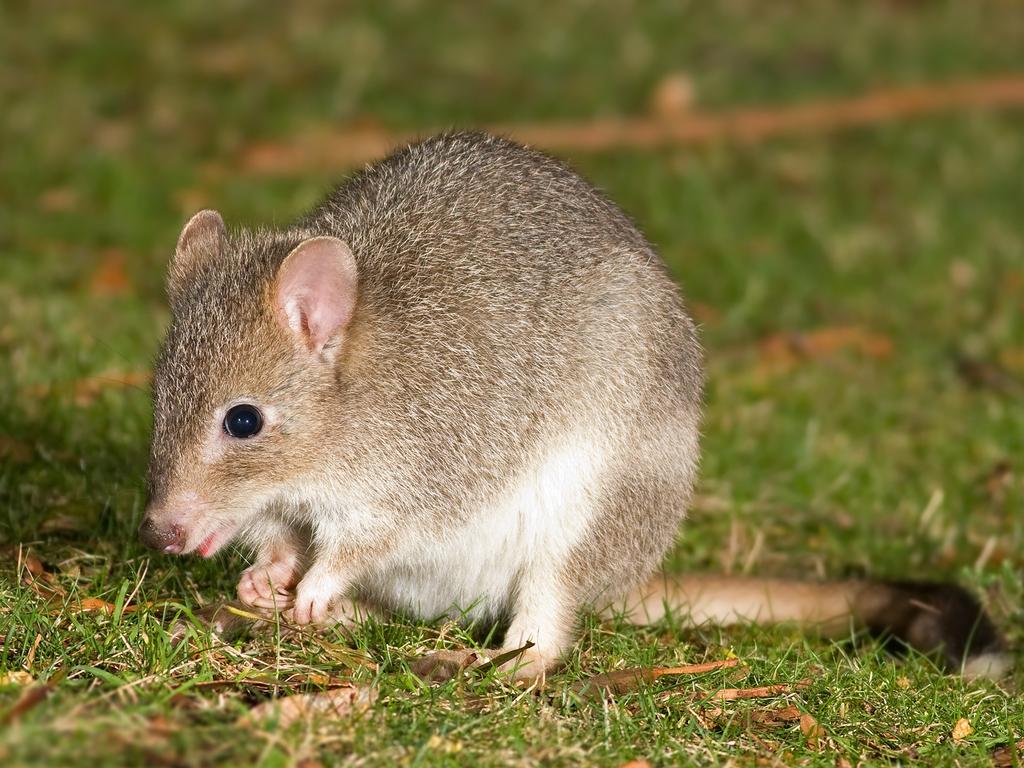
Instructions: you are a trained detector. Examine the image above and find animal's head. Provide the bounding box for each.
[139,210,359,557]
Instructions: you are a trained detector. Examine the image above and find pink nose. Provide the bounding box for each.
[138,516,185,554]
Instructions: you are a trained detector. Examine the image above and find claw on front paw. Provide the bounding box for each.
[237,560,298,609]
[289,567,347,625]
[290,594,332,625]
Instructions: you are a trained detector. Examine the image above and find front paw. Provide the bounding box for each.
[290,567,346,625]
[237,559,298,610]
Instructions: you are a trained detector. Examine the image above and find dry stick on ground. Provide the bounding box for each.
[571,658,740,698]
[702,679,812,702]
[240,75,1024,174]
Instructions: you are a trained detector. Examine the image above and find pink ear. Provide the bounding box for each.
[274,237,358,356]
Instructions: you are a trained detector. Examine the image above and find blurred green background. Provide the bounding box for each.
[2,2,1023,766]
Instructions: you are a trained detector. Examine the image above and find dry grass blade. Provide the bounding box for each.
[239,683,377,729]
[191,671,352,692]
[473,642,535,675]
[571,658,740,699]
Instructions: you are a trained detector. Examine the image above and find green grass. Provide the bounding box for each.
[2,1,1024,765]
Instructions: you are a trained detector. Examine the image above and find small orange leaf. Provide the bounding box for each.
[38,186,79,212]
[87,249,133,297]
[76,598,117,613]
[70,369,151,406]
[23,553,46,578]
[650,72,696,118]
[67,598,149,615]
[800,712,822,750]
[952,717,973,743]
[758,325,893,373]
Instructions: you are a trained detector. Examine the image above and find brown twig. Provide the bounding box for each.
[571,657,740,698]
[239,74,1024,174]
[704,678,812,702]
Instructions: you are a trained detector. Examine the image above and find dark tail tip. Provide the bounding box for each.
[867,580,1008,677]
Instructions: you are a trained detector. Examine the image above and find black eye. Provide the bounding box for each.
[224,404,263,438]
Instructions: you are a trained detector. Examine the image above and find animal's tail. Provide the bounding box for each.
[605,574,1009,680]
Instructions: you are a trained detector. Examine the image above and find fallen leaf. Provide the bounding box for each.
[801,712,822,750]
[650,72,696,118]
[951,717,973,743]
[954,354,1020,394]
[38,186,79,212]
[174,186,211,213]
[0,671,34,687]
[765,705,802,724]
[991,737,1024,767]
[571,658,740,699]
[87,249,133,296]
[999,347,1024,374]
[39,514,89,535]
[618,761,652,768]
[29,370,150,406]
[71,370,151,406]
[949,260,976,290]
[690,302,720,325]
[21,553,66,602]
[239,684,376,729]
[95,120,134,152]
[758,325,893,372]
[23,553,46,578]
[984,461,1014,504]
[0,436,33,463]
[74,597,118,613]
[424,734,464,754]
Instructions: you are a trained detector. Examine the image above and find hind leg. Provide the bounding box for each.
[496,566,579,683]
[411,568,578,685]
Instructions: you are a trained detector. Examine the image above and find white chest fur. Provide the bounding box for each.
[363,432,605,621]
